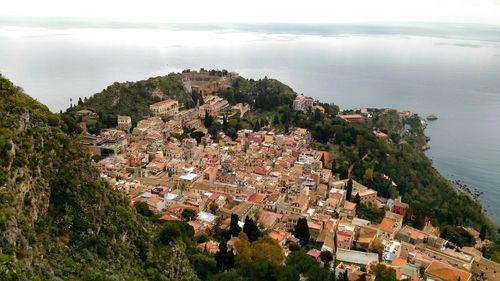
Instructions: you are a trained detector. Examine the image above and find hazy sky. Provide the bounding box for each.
[1,0,500,25]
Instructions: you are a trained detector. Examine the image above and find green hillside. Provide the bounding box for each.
[68,73,195,132]
[0,74,198,281]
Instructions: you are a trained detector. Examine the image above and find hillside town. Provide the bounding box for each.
[76,71,498,281]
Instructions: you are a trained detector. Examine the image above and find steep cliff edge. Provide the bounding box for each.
[0,75,198,280]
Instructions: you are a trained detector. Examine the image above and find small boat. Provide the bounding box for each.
[426,114,438,121]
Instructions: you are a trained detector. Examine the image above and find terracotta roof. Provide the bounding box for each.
[307,249,321,259]
[269,229,289,242]
[248,193,266,203]
[344,201,356,211]
[391,258,407,267]
[379,217,398,234]
[425,260,471,281]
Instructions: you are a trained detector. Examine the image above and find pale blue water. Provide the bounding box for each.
[0,19,499,223]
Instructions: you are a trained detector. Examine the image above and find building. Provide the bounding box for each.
[293,94,313,112]
[336,229,354,250]
[335,248,379,271]
[391,201,410,218]
[424,260,472,281]
[338,114,365,124]
[355,189,378,207]
[150,99,179,117]
[472,256,500,281]
[203,95,229,117]
[117,115,132,132]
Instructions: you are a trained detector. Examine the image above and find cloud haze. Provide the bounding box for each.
[1,0,500,25]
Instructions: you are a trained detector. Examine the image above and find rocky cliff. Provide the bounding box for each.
[0,75,198,280]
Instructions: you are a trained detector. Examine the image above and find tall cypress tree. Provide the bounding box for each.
[215,239,228,272]
[243,216,260,242]
[346,178,353,202]
[229,213,241,238]
[294,217,310,245]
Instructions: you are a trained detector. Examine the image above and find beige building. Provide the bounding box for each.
[117,115,132,132]
[355,189,378,207]
[472,256,500,281]
[150,99,179,117]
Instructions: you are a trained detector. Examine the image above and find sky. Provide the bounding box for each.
[1,0,500,25]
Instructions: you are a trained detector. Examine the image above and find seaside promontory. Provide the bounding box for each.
[1,69,499,280]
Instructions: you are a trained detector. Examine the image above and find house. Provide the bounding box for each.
[150,99,179,117]
[337,114,365,124]
[117,115,132,132]
[336,229,354,250]
[307,249,322,263]
[147,197,166,212]
[268,229,290,247]
[472,256,500,281]
[391,201,409,218]
[335,248,379,271]
[379,216,402,240]
[424,260,472,281]
[356,225,379,251]
[355,189,378,207]
[257,210,283,230]
[293,94,313,112]
[197,241,219,254]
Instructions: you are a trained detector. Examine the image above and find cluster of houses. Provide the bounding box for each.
[81,91,498,281]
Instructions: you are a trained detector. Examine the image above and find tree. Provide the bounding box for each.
[320,251,333,268]
[276,266,300,281]
[215,239,233,272]
[134,201,154,217]
[331,159,336,174]
[370,264,397,281]
[181,208,196,221]
[346,178,353,202]
[293,218,310,245]
[354,193,361,205]
[229,213,241,238]
[234,232,252,266]
[253,119,261,132]
[190,131,205,145]
[243,216,261,243]
[158,223,181,245]
[440,226,475,247]
[204,110,213,128]
[286,250,316,274]
[273,115,280,126]
[222,115,228,130]
[480,224,487,240]
[250,236,285,264]
[305,266,329,281]
[339,271,349,281]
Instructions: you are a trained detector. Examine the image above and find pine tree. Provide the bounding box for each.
[346,178,353,202]
[294,217,310,245]
[229,213,241,238]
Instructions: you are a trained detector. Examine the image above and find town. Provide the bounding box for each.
[76,70,498,281]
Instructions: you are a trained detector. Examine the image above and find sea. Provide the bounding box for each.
[1,18,499,223]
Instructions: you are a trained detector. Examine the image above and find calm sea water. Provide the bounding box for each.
[1,20,499,223]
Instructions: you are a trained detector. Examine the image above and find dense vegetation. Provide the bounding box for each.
[0,75,198,280]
